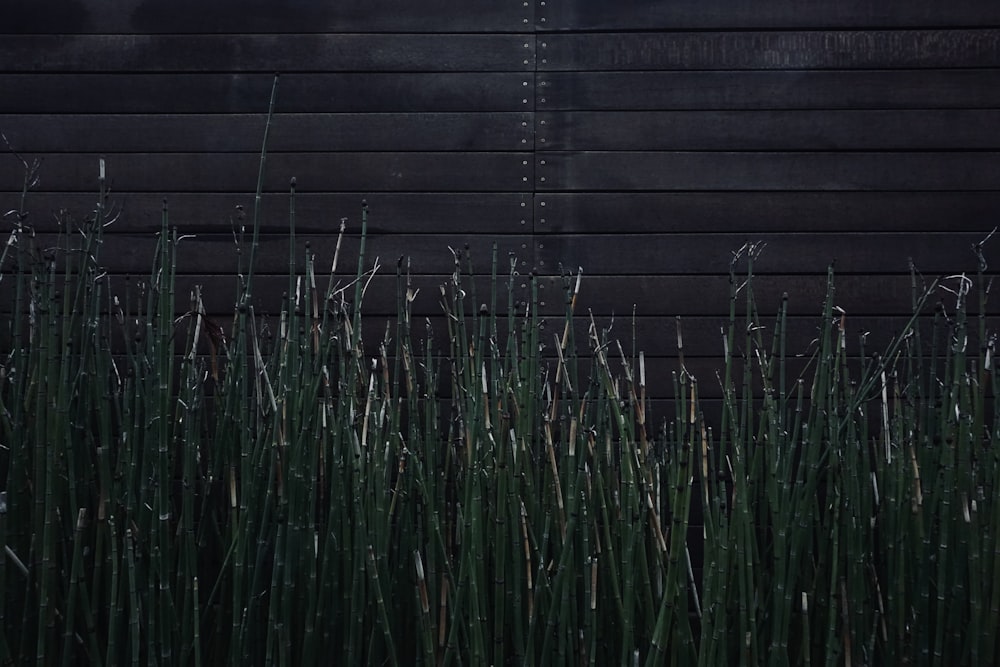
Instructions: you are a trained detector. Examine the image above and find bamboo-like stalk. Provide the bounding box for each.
[1,141,998,665]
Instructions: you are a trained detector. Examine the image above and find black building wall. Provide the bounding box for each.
[2,0,1000,407]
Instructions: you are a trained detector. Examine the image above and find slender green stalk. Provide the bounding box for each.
[1,145,997,665]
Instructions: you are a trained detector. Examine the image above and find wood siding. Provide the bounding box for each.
[2,0,999,396]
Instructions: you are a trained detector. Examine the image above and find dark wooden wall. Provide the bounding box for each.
[3,0,1000,404]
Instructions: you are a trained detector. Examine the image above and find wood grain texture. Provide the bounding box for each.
[535,110,1000,151]
[2,1,998,414]
[537,70,1000,110]
[535,152,1000,191]
[93,274,533,317]
[537,30,1000,71]
[0,153,534,193]
[0,192,532,234]
[0,73,533,113]
[536,0,1000,31]
[532,274,978,317]
[30,233,532,276]
[6,0,532,34]
[0,34,534,73]
[533,192,1000,234]
[534,233,993,275]
[551,314,948,357]
[576,355,898,399]
[0,113,534,152]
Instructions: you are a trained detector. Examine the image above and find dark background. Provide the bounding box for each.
[2,0,999,407]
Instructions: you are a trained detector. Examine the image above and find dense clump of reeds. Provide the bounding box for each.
[2,155,999,665]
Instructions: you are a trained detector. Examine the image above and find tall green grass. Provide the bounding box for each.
[1,170,998,663]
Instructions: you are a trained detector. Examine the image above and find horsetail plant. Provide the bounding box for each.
[1,132,999,663]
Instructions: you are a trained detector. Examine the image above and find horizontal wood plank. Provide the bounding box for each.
[550,314,953,358]
[3,293,950,385]
[535,151,1000,191]
[534,192,1000,234]
[28,233,532,276]
[554,354,918,400]
[0,113,534,152]
[533,274,980,317]
[538,30,1000,71]
[518,353,917,400]
[536,110,1000,151]
[8,276,959,352]
[537,70,1000,110]
[536,0,1000,31]
[0,35,533,73]
[0,192,532,234]
[87,274,533,317]
[7,0,531,34]
[0,73,532,113]
[535,233,991,275]
[0,153,534,193]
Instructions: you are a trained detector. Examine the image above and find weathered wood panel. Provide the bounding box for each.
[538,30,1000,71]
[31,233,531,276]
[0,153,534,193]
[0,192,532,234]
[0,35,534,72]
[535,110,1000,151]
[535,233,987,275]
[3,0,999,409]
[0,73,533,113]
[6,0,533,34]
[555,315,947,357]
[535,0,1000,31]
[543,355,933,400]
[83,275,532,318]
[0,113,534,152]
[526,354,903,400]
[533,275,973,317]
[536,70,1000,110]
[533,193,1000,234]
[536,152,1000,192]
